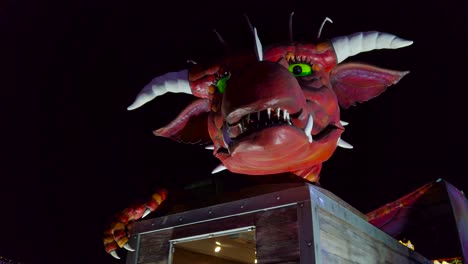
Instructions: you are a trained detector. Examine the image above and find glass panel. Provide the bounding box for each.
[170,227,257,264]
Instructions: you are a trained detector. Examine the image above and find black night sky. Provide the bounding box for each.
[2,0,468,263]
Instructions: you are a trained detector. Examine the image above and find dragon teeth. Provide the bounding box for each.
[267,108,271,119]
[340,120,349,126]
[304,114,314,143]
[276,108,281,119]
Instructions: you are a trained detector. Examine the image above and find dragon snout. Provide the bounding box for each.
[222,61,307,124]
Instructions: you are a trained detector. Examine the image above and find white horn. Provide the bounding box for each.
[331,31,413,63]
[254,27,263,61]
[127,69,191,110]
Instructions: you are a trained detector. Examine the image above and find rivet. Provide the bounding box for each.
[208,210,212,214]
[307,241,312,247]
[178,217,183,222]
[276,196,281,200]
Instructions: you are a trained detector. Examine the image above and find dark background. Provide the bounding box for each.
[2,0,468,263]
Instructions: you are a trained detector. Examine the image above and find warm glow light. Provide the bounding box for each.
[214,246,221,253]
[215,241,221,245]
[254,259,257,263]
[399,239,415,250]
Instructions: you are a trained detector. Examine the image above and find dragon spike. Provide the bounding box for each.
[254,27,263,61]
[212,164,227,174]
[142,208,152,218]
[127,69,191,110]
[123,243,135,252]
[205,145,215,150]
[289,12,295,42]
[213,29,228,47]
[110,250,120,259]
[337,137,353,149]
[244,13,255,34]
[331,31,413,63]
[317,17,333,39]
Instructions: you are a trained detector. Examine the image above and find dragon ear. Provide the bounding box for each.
[330,63,409,109]
[153,98,211,144]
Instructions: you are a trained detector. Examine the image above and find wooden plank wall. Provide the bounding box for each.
[311,185,432,264]
[135,206,300,264]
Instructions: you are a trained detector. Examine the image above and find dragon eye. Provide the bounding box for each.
[216,74,230,93]
[288,63,312,77]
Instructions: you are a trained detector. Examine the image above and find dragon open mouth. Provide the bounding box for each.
[227,107,303,140]
[225,106,342,148]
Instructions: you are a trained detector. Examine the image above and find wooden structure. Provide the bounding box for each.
[125,183,432,263]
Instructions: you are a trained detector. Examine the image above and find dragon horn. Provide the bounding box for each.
[331,31,413,63]
[127,69,191,110]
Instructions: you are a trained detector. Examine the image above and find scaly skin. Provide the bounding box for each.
[103,189,167,259]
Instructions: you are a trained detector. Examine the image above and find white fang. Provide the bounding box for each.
[304,114,314,143]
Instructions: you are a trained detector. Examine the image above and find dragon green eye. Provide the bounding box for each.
[288,63,312,77]
[216,75,229,93]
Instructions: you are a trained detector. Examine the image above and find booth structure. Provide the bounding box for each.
[124,183,431,264]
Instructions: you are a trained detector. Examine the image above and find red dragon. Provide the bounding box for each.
[103,21,412,259]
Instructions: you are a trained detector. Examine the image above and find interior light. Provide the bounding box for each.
[214,246,221,253]
[215,241,221,245]
[254,259,257,263]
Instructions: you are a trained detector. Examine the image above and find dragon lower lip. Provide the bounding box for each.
[313,125,340,141]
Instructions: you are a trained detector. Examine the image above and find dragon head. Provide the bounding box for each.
[128,30,412,182]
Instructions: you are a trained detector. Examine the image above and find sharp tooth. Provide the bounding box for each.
[337,138,353,149]
[340,120,349,126]
[277,108,281,119]
[267,108,271,119]
[212,164,227,174]
[284,110,288,121]
[247,114,250,123]
[304,114,313,143]
[238,123,244,133]
[205,145,214,150]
